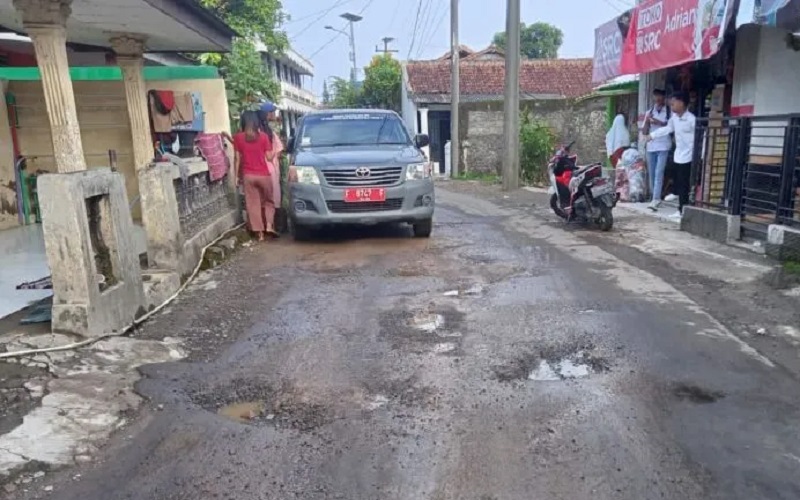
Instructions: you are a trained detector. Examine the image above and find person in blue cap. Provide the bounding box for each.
[256,100,284,223]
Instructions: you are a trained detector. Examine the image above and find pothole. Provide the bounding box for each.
[443,284,486,298]
[493,343,610,382]
[411,313,445,333]
[432,342,458,354]
[218,401,265,423]
[672,383,725,404]
[192,379,334,431]
[528,352,594,381]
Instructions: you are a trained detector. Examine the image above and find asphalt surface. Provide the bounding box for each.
[16,183,800,500]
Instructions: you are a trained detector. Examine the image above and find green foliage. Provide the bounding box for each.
[361,54,402,111]
[493,22,564,59]
[198,0,285,125]
[519,112,556,186]
[219,38,280,124]
[328,78,361,109]
[200,0,288,52]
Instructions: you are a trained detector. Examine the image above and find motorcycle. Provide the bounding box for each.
[547,140,616,231]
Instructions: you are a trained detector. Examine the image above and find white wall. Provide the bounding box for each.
[400,64,417,135]
[732,25,800,155]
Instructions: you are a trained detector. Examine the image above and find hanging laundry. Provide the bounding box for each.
[195,133,230,182]
[148,90,196,133]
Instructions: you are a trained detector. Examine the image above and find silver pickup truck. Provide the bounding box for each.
[286,109,434,241]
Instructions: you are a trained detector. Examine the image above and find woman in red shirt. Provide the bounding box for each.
[234,111,276,241]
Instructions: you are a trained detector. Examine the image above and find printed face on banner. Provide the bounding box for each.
[620,0,733,74]
[592,18,626,83]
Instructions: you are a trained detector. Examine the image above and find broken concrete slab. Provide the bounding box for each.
[0,335,185,477]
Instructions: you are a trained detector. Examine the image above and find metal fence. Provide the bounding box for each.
[174,172,234,239]
[692,114,800,239]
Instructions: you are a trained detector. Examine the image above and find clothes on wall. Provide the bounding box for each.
[195,132,230,182]
[148,90,197,133]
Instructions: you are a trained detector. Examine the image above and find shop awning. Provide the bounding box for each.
[592,0,800,78]
[619,0,735,74]
[594,74,639,96]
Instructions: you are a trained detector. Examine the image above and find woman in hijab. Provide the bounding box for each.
[233,110,277,240]
[258,101,285,226]
[606,114,630,167]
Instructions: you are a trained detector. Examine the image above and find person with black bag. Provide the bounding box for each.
[642,89,672,210]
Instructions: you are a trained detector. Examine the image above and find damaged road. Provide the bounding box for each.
[4,183,800,499]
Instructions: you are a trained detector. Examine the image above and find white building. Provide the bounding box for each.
[257,43,317,136]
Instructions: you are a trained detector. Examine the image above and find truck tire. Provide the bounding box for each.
[290,219,312,241]
[413,219,433,238]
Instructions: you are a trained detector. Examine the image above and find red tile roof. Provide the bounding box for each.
[405,58,594,99]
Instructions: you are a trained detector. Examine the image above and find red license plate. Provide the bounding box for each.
[344,188,386,202]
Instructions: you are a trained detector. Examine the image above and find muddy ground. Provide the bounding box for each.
[6,182,800,499]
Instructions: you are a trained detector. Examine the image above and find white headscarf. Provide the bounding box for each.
[606,114,630,156]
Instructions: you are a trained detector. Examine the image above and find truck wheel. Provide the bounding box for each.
[413,219,433,238]
[290,220,312,241]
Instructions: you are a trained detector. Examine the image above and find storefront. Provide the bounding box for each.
[592,0,800,239]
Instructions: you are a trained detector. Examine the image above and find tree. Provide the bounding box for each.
[219,38,280,121]
[328,78,361,109]
[200,0,288,51]
[197,0,287,124]
[360,54,402,112]
[322,80,331,105]
[492,22,563,59]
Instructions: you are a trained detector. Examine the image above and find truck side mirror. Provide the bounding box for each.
[415,134,430,149]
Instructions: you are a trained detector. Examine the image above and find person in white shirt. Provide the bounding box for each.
[643,89,672,209]
[645,91,696,218]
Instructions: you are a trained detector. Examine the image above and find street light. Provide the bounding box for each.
[340,12,362,83]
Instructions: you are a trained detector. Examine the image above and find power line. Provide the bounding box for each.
[406,0,425,60]
[284,0,352,26]
[289,0,351,41]
[306,0,376,75]
[413,0,438,59]
[417,0,447,59]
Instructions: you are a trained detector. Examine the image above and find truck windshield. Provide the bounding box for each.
[299,113,411,148]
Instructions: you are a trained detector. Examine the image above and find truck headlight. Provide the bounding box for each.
[405,163,429,181]
[290,166,320,185]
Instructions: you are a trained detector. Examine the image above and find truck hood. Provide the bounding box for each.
[294,145,424,168]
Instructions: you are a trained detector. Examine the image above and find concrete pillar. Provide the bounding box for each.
[13,0,85,172]
[110,35,153,173]
[419,107,430,160]
[38,168,145,337]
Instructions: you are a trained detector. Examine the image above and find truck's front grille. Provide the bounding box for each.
[326,199,404,213]
[322,167,403,187]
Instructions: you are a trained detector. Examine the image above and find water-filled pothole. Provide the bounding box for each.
[528,352,594,381]
[493,343,610,382]
[411,313,445,333]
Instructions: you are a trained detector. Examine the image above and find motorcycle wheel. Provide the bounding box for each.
[597,204,613,231]
[550,193,567,219]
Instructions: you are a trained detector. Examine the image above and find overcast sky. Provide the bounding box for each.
[281,0,634,96]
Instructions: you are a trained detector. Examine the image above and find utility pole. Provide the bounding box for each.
[450,0,460,178]
[501,0,520,191]
[376,37,399,55]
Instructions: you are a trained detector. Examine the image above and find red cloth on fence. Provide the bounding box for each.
[195,133,230,182]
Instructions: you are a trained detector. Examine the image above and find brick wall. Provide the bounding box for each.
[458,97,608,175]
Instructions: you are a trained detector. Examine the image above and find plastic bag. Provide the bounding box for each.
[620,148,647,202]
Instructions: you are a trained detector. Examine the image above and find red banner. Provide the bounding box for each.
[620,0,734,74]
[592,17,626,83]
